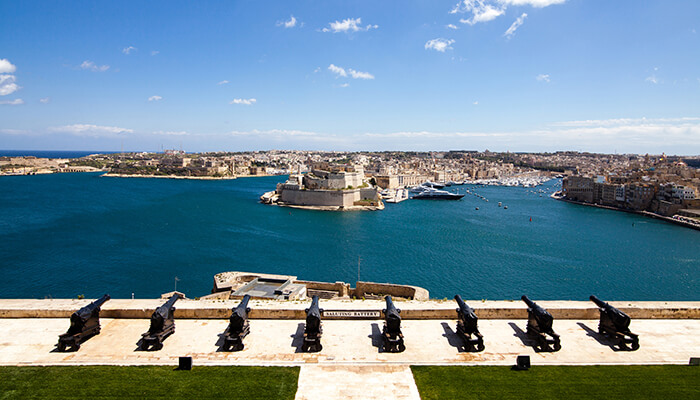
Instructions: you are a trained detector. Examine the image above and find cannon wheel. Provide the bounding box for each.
[629,340,640,351]
[552,341,561,352]
[397,343,406,353]
[475,341,485,352]
[57,342,67,352]
[234,342,245,352]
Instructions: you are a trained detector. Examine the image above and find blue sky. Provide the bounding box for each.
[1,0,699,154]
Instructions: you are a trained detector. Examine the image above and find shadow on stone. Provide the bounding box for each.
[441,322,467,352]
[508,322,536,348]
[215,333,227,352]
[291,322,305,353]
[369,322,383,352]
[578,322,625,352]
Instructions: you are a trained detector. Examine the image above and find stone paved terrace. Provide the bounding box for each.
[1,298,698,367]
[2,299,698,400]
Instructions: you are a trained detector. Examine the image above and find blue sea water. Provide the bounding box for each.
[0,172,697,300]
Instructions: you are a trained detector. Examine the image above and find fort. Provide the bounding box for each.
[261,163,383,211]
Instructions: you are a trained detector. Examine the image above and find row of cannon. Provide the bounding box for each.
[55,294,640,353]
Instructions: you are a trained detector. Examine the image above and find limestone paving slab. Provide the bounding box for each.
[0,318,698,366]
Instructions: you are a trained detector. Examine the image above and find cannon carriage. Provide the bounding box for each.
[222,295,251,351]
[590,295,639,350]
[382,296,405,353]
[302,295,323,352]
[522,295,561,352]
[56,294,110,352]
[140,294,181,351]
[454,295,484,352]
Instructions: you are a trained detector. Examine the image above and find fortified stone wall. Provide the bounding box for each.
[352,282,430,301]
[279,188,359,207]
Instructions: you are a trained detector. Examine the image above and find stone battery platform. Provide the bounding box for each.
[1,299,698,400]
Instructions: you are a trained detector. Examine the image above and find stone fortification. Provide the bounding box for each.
[209,271,429,301]
[261,165,383,211]
[1,298,698,320]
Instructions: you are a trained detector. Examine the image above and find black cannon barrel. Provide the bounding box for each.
[305,295,322,332]
[590,295,607,308]
[230,295,251,326]
[590,295,631,330]
[384,295,401,321]
[153,294,180,320]
[521,295,536,309]
[74,294,110,321]
[454,295,472,315]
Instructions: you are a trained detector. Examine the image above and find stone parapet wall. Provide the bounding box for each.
[0,299,698,320]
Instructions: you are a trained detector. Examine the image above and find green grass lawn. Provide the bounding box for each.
[412,365,699,400]
[0,366,299,399]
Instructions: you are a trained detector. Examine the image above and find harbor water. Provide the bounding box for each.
[0,173,697,300]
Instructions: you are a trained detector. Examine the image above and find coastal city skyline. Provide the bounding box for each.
[2,1,700,154]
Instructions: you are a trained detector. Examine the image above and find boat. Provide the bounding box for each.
[498,202,502,207]
[504,206,508,209]
[385,188,409,203]
[475,207,479,210]
[412,188,464,200]
[422,181,445,189]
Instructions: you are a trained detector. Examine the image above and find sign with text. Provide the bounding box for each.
[323,310,381,319]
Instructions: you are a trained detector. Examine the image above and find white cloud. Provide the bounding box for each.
[425,38,455,52]
[122,46,137,55]
[348,69,374,80]
[446,24,459,30]
[322,18,378,33]
[0,59,17,74]
[328,64,347,77]
[80,60,110,72]
[646,75,658,84]
[218,80,230,85]
[0,128,28,134]
[339,83,350,88]
[504,13,527,38]
[0,98,23,105]
[501,0,566,7]
[328,64,374,79]
[148,95,163,101]
[536,73,550,82]
[151,50,159,56]
[451,0,565,25]
[153,130,189,136]
[39,97,50,104]
[229,129,320,138]
[277,15,297,28]
[48,124,133,136]
[473,101,479,105]
[0,74,20,96]
[230,98,257,105]
[452,1,505,24]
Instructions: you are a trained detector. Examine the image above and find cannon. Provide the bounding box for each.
[56,294,110,352]
[222,295,251,351]
[590,295,639,350]
[382,296,405,353]
[302,295,323,352]
[454,295,484,351]
[521,295,561,352]
[140,294,181,350]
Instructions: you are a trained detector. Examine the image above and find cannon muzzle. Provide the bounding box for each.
[454,294,469,312]
[590,295,607,308]
[521,295,536,309]
[230,295,251,326]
